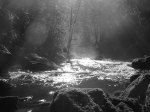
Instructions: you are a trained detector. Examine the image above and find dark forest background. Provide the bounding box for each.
[0,0,150,63]
[78,0,150,60]
[0,0,65,62]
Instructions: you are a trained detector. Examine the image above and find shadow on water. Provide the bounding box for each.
[8,75,127,101]
[79,77,125,94]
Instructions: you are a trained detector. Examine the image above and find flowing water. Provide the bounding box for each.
[7,58,136,102]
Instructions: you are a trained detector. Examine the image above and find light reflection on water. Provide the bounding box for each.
[9,58,135,88]
[8,58,137,101]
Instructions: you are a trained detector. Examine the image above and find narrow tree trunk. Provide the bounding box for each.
[67,0,81,62]
[67,7,73,61]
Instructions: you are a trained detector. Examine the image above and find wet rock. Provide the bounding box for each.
[110,97,142,112]
[50,88,123,112]
[130,74,140,83]
[126,73,141,87]
[0,96,18,112]
[50,88,103,112]
[86,88,107,106]
[131,56,150,70]
[113,90,123,97]
[0,45,12,76]
[50,88,145,112]
[144,84,150,112]
[0,79,13,96]
[86,88,119,112]
[54,53,66,64]
[21,53,58,72]
[120,74,150,103]
[116,102,133,112]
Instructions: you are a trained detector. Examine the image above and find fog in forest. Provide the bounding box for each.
[1,0,150,60]
[1,0,150,112]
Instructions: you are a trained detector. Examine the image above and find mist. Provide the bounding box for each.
[68,0,150,60]
[63,0,134,59]
[1,1,150,111]
[0,0,150,60]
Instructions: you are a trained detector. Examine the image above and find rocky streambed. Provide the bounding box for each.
[1,58,149,112]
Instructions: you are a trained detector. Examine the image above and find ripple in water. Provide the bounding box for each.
[8,58,136,100]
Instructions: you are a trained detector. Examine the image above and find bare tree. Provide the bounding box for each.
[66,0,81,61]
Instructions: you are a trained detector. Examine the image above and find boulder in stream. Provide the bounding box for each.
[131,56,150,70]
[21,53,58,72]
[120,74,150,104]
[50,88,103,112]
[50,88,145,112]
[109,96,142,112]
[50,88,123,112]
[130,74,141,83]
[116,102,133,112]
